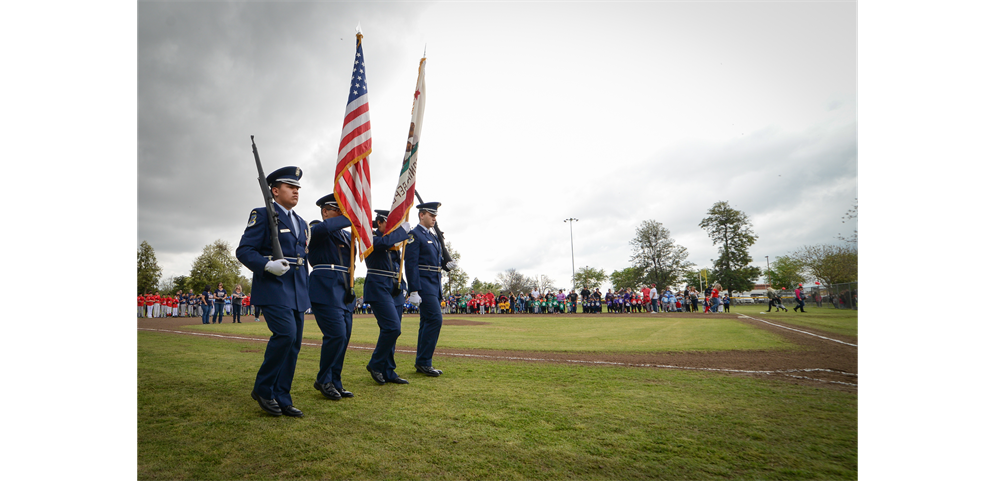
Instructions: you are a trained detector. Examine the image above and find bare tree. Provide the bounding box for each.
[529,274,557,294]
[496,268,531,294]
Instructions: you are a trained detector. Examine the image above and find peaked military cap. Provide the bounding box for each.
[374,209,390,222]
[315,193,339,209]
[266,166,302,187]
[416,202,441,215]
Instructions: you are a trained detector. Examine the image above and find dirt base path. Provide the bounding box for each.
[138,311,856,392]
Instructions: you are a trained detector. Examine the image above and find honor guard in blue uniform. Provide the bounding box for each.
[364,210,413,384]
[308,194,358,400]
[404,202,457,376]
[236,166,310,417]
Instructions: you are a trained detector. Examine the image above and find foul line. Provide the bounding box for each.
[138,327,857,387]
[738,314,857,347]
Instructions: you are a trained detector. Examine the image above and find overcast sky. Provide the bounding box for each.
[138,1,856,291]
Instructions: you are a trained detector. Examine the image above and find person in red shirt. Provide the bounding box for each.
[138,294,146,318]
[711,284,721,313]
[151,292,161,318]
[484,292,495,314]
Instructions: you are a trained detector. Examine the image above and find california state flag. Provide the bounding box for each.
[384,57,426,233]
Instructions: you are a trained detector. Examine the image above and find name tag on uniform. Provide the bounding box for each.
[280,229,291,233]
[427,240,433,244]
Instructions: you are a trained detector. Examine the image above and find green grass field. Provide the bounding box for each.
[188,314,798,353]
[743,307,858,338]
[139,311,857,480]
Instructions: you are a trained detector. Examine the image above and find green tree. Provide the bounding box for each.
[609,267,644,292]
[763,256,807,290]
[442,241,469,295]
[573,266,608,291]
[699,201,762,294]
[470,278,502,295]
[793,244,858,286]
[137,240,162,295]
[188,239,244,294]
[353,277,365,298]
[680,267,714,292]
[629,220,693,289]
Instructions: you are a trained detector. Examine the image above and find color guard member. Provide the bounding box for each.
[236,166,310,417]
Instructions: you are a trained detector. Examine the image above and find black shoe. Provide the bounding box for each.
[280,405,303,417]
[314,381,341,400]
[415,365,443,377]
[366,365,386,385]
[386,377,409,384]
[336,387,354,398]
[251,390,283,416]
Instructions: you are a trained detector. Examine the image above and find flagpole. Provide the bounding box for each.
[391,52,429,293]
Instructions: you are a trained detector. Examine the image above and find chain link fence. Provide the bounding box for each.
[790,283,856,309]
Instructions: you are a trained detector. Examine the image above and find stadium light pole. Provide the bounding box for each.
[765,255,770,289]
[564,218,578,288]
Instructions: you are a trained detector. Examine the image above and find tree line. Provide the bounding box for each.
[138,200,857,298]
[440,200,857,296]
[137,239,251,296]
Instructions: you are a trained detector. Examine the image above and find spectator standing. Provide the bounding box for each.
[649,284,658,312]
[150,292,160,318]
[178,291,187,317]
[213,282,227,324]
[711,285,721,313]
[200,285,212,324]
[231,285,244,323]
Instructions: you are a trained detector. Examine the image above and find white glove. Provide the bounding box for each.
[265,259,291,276]
[409,291,421,304]
[446,260,457,270]
[401,222,412,233]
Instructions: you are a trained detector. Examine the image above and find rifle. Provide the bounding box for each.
[414,190,454,271]
[250,136,284,261]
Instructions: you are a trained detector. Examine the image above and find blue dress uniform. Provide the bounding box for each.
[365,210,412,383]
[235,166,310,416]
[404,202,446,375]
[308,194,357,399]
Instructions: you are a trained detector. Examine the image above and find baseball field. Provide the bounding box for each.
[138,308,857,479]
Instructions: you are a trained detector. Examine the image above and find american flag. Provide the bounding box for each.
[384,57,427,233]
[334,32,374,260]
